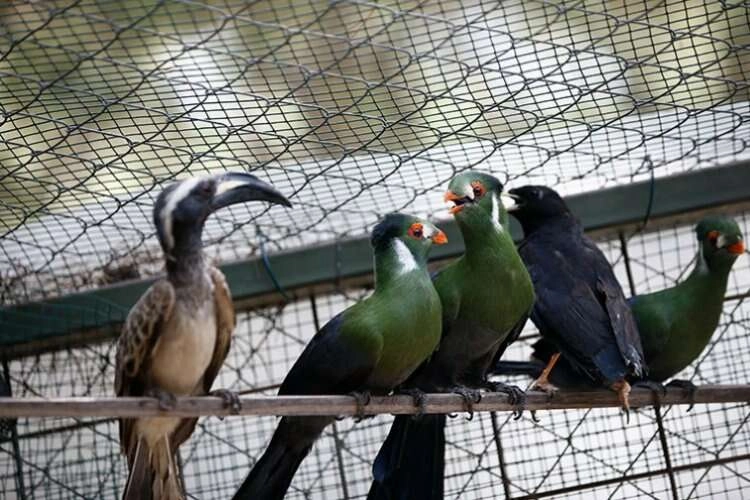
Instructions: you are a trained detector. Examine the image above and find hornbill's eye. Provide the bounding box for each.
[197,182,213,197]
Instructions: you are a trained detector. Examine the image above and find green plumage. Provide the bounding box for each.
[234,213,445,500]
[414,172,535,387]
[337,241,443,390]
[368,172,534,500]
[630,216,744,382]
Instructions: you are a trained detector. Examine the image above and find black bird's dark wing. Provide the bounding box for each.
[521,230,644,384]
[279,312,382,396]
[596,275,646,378]
[580,236,646,377]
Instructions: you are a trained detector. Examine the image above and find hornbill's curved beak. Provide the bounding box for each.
[211,172,292,211]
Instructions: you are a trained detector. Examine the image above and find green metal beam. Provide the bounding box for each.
[2,162,749,357]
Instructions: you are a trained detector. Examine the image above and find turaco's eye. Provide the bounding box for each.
[471,181,486,198]
[408,222,424,239]
[707,230,720,246]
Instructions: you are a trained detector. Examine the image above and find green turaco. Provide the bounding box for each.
[232,213,447,500]
[368,172,535,500]
[631,216,745,384]
[495,215,745,398]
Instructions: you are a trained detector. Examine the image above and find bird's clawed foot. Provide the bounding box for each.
[633,380,667,406]
[397,388,427,417]
[611,380,632,423]
[210,388,242,417]
[146,387,178,411]
[529,352,561,396]
[349,390,372,421]
[484,381,526,419]
[667,379,698,411]
[450,386,482,420]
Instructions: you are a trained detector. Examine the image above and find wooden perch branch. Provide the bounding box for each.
[0,385,748,418]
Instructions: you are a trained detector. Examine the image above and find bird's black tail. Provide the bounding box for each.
[493,360,545,377]
[367,414,446,500]
[232,416,330,500]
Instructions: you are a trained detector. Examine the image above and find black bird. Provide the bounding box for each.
[115,172,290,500]
[496,215,745,403]
[506,185,646,413]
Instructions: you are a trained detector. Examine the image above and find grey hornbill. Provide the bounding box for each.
[115,172,290,500]
[506,185,646,415]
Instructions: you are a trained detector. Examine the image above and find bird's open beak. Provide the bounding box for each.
[727,240,745,255]
[432,229,448,245]
[501,193,520,212]
[444,190,468,214]
[211,172,292,211]
[505,189,524,212]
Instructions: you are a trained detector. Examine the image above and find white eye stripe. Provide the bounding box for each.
[717,234,727,248]
[393,239,419,273]
[160,177,204,250]
[490,194,503,232]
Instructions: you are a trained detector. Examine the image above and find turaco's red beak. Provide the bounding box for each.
[728,241,745,255]
[432,230,448,245]
[444,191,464,214]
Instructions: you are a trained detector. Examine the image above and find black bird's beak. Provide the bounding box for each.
[504,190,522,212]
[501,193,520,212]
[210,172,292,211]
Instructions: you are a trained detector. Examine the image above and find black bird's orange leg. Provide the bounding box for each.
[529,352,560,393]
[611,379,632,422]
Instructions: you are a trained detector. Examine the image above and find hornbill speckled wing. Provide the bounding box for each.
[115,172,290,500]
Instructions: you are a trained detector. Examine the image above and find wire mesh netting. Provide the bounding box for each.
[2,1,750,500]
[1,212,749,499]
[0,209,750,499]
[2,0,749,305]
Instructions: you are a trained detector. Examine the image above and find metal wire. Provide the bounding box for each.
[1,213,749,499]
[2,0,749,306]
[1,2,750,499]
